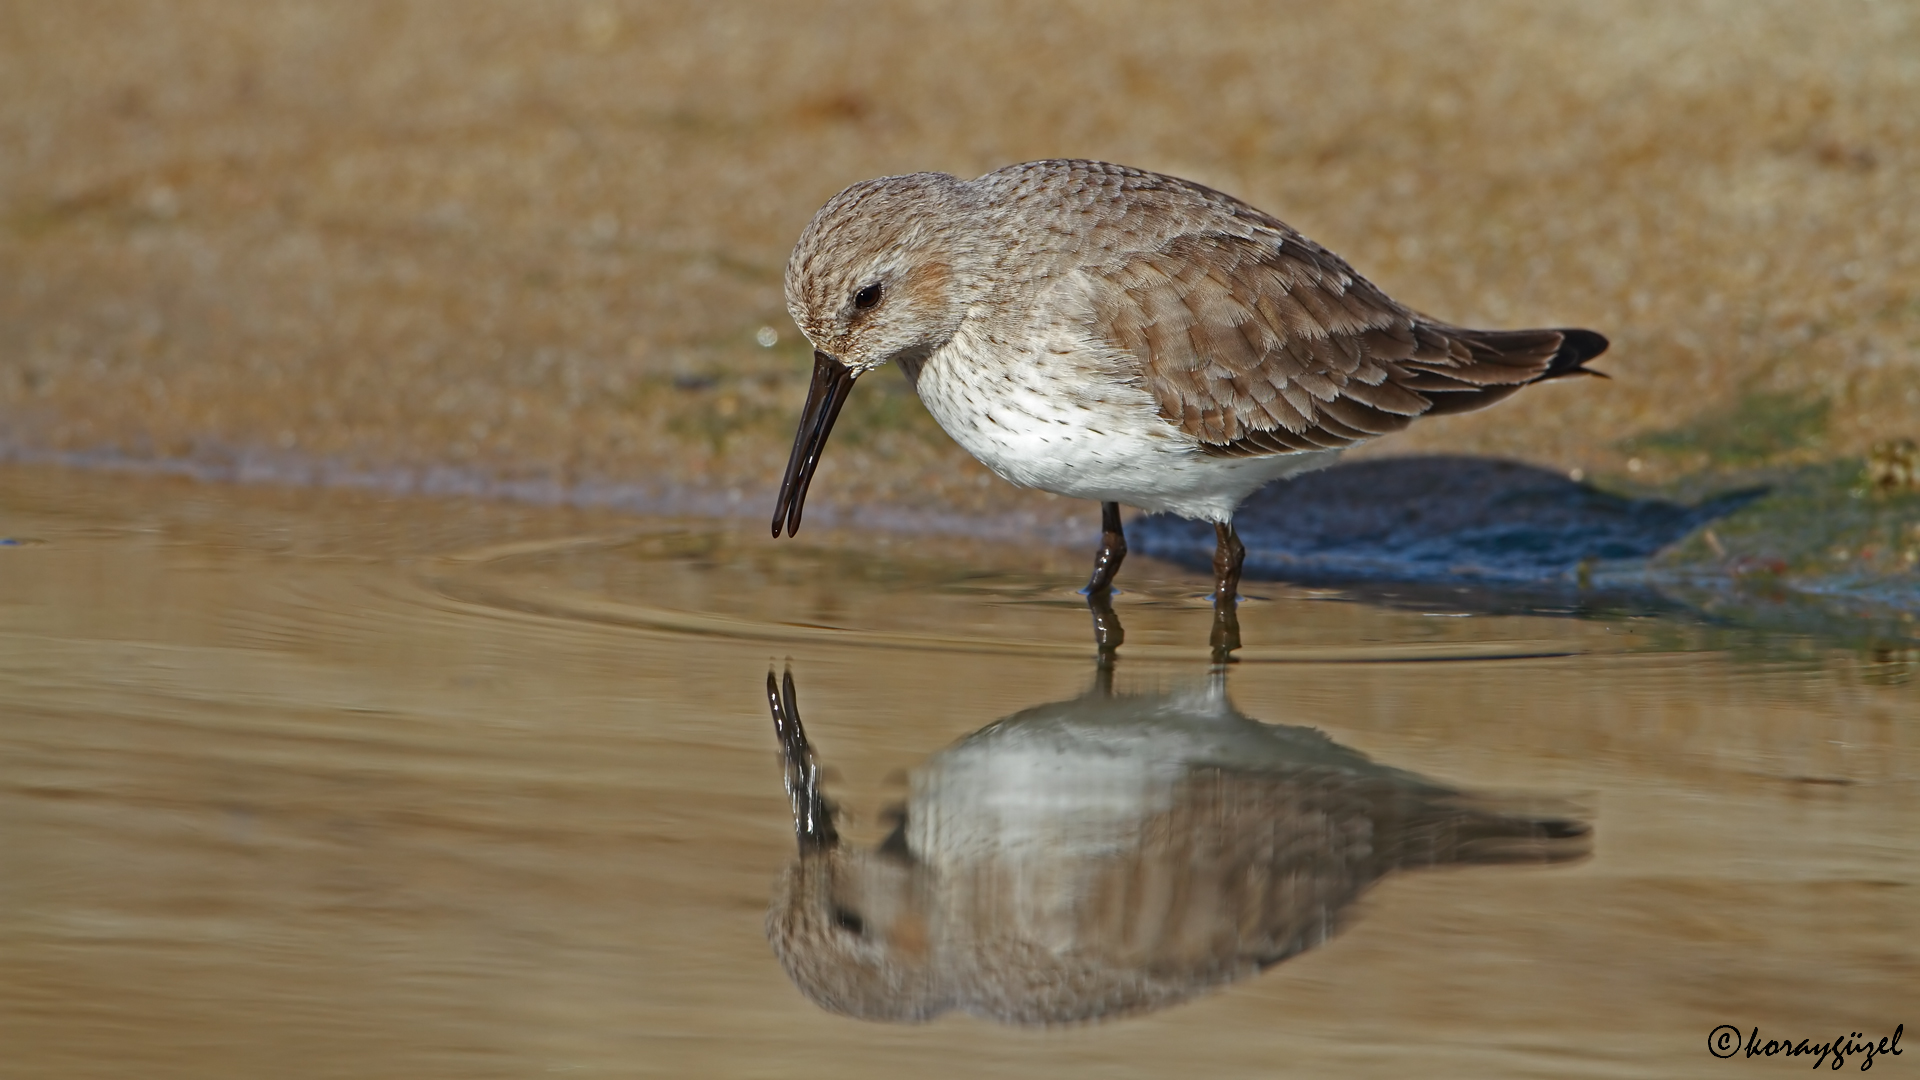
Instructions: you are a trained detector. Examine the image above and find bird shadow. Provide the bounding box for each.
[1130,455,1763,620]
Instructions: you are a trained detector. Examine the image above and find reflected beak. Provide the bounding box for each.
[768,668,838,854]
[772,351,858,537]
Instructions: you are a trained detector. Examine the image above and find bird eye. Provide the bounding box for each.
[852,282,883,311]
[831,906,866,935]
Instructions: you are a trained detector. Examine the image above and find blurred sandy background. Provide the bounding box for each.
[1,1,1916,529]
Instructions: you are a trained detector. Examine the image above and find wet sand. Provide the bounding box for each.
[3,2,1918,527]
[2,464,1913,1077]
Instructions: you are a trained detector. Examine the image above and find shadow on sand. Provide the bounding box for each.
[1130,456,1920,654]
[1132,456,1761,592]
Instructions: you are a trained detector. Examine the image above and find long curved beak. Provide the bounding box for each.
[772,351,858,537]
[768,668,838,854]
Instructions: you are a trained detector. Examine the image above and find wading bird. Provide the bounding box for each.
[772,160,1605,651]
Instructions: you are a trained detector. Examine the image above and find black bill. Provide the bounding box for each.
[767,668,838,854]
[771,351,857,538]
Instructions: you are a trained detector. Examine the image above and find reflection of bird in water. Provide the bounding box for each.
[764,667,1589,1025]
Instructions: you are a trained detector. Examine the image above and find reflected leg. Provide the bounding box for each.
[1090,605,1119,697]
[1209,520,1245,662]
[1088,586,1125,657]
[1085,501,1128,657]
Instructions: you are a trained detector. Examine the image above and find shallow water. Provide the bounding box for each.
[1,464,1915,1078]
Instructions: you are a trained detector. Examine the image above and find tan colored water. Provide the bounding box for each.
[1,463,1914,1078]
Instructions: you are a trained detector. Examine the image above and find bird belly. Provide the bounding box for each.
[911,338,1339,522]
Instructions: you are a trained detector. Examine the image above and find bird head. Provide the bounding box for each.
[772,172,975,537]
[763,669,947,1020]
[766,849,946,1022]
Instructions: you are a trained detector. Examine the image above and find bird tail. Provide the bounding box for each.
[1536,327,1611,381]
[1383,791,1593,868]
[1413,326,1610,417]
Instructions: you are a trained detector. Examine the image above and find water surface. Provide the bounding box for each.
[1,464,1913,1078]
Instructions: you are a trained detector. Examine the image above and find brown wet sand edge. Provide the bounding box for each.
[0,436,1104,550]
[12,434,1919,640]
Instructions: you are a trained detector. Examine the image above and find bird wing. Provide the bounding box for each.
[1073,765,1590,983]
[1083,230,1596,456]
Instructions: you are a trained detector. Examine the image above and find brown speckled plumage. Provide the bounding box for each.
[775,159,1607,613]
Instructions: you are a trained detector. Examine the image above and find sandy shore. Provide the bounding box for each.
[2,2,1916,529]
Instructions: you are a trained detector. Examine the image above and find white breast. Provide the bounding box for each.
[909,282,1338,522]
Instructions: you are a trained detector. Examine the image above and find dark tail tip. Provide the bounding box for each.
[1542,328,1610,381]
[1537,818,1592,841]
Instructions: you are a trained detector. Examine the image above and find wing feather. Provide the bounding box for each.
[1084,231,1604,456]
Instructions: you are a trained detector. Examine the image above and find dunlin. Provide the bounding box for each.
[772,160,1607,648]
[764,666,1589,1024]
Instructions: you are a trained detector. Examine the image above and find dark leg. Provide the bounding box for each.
[1083,501,1127,595]
[1212,520,1246,601]
[1084,502,1127,659]
[1209,520,1246,662]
